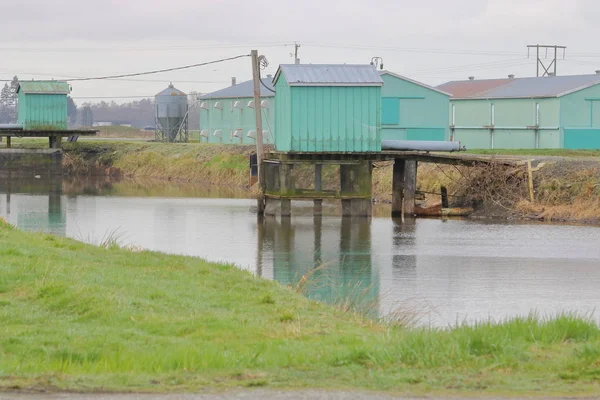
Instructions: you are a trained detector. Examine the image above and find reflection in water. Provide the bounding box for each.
[1,177,600,327]
[0,178,66,237]
[257,216,378,311]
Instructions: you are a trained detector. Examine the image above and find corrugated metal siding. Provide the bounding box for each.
[274,79,292,151]
[282,85,380,152]
[381,73,449,140]
[198,97,274,145]
[18,93,67,130]
[276,64,383,86]
[564,129,600,149]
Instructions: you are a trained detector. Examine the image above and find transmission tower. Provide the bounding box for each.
[527,44,567,77]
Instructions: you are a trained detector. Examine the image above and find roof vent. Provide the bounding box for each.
[231,77,236,86]
[508,74,515,79]
[468,76,475,81]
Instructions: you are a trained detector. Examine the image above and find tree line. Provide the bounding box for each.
[0,76,200,129]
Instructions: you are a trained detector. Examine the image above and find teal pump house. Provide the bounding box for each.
[17,80,70,130]
[380,71,450,142]
[198,78,274,145]
[273,64,383,152]
[438,73,600,149]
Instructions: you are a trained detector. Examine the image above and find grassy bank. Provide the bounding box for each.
[12,139,600,223]
[1,220,600,395]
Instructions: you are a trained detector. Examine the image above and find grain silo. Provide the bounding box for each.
[155,83,188,142]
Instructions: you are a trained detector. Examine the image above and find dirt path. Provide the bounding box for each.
[2,391,599,400]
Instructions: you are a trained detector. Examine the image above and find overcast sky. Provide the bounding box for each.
[1,0,599,103]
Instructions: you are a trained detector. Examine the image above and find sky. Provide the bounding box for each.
[1,0,599,103]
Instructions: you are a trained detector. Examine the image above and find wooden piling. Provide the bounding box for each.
[404,160,417,216]
[441,186,449,208]
[392,159,405,217]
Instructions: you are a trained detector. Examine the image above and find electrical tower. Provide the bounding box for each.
[290,42,301,64]
[527,44,567,77]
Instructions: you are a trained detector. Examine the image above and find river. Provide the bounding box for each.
[1,177,599,327]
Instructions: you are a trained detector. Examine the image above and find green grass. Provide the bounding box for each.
[1,220,600,395]
[466,148,600,157]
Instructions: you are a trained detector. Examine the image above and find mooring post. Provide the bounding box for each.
[392,159,406,217]
[441,186,449,208]
[404,160,417,216]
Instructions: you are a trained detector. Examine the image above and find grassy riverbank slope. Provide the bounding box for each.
[56,141,600,223]
[1,219,600,395]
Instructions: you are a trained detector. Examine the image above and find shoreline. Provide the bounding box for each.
[6,139,600,224]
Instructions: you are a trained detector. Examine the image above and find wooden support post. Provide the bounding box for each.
[279,162,293,217]
[251,49,265,214]
[6,136,11,148]
[315,164,322,192]
[441,186,449,208]
[313,199,323,216]
[392,159,405,217]
[404,160,417,216]
[314,163,323,216]
[527,160,535,203]
[340,162,372,217]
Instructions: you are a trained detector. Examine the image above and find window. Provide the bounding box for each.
[491,103,495,125]
[382,97,400,125]
[451,104,456,126]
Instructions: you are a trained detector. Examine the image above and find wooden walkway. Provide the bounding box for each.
[0,129,97,149]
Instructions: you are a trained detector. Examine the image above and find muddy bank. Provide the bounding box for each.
[59,141,600,224]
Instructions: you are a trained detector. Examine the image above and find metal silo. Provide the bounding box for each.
[155,83,188,142]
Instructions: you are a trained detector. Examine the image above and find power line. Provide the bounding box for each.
[0,43,289,53]
[303,42,526,57]
[66,54,250,82]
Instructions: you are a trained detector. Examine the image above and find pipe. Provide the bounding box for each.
[382,140,464,152]
[0,123,23,130]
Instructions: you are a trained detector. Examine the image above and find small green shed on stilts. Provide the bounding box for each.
[17,81,71,131]
[272,64,383,152]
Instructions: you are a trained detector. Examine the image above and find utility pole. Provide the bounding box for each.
[251,50,265,213]
[527,44,566,77]
[294,42,301,64]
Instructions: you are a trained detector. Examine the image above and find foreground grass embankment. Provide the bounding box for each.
[1,220,600,395]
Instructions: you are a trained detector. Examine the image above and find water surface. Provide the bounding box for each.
[1,177,599,327]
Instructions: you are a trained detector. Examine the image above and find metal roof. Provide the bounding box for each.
[273,64,384,87]
[16,80,70,95]
[199,78,275,99]
[155,83,186,97]
[380,70,451,96]
[438,74,600,99]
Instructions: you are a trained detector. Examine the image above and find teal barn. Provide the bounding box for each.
[17,80,70,130]
[380,71,450,142]
[198,77,274,144]
[438,73,600,149]
[273,64,383,152]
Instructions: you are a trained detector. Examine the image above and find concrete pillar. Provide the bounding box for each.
[281,199,291,217]
[264,198,280,216]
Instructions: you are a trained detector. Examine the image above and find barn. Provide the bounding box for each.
[438,73,600,149]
